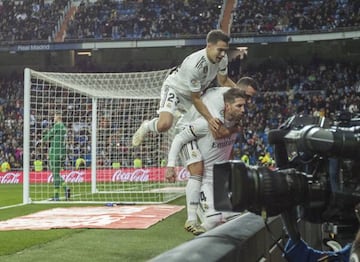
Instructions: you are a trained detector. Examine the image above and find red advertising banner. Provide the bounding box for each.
[0,167,189,184]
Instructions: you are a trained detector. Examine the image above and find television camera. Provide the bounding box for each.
[214,113,360,243]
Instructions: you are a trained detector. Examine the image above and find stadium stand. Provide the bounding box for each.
[0,59,358,170]
[0,0,358,42]
[0,0,358,170]
[231,0,360,35]
[0,0,71,43]
[64,0,224,40]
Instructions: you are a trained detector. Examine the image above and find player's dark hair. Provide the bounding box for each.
[236,76,258,91]
[206,29,230,44]
[223,87,247,103]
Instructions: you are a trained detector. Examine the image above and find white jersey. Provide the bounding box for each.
[165,48,229,99]
[176,86,230,129]
[168,87,237,180]
[196,120,237,182]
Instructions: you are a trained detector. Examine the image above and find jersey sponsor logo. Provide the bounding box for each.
[211,137,236,148]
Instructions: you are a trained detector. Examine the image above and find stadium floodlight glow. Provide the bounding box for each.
[236,46,248,51]
[77,51,92,56]
[236,46,248,58]
[23,68,187,204]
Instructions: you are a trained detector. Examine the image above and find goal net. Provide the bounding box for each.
[23,68,187,204]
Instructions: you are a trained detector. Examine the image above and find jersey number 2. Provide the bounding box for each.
[167,93,180,105]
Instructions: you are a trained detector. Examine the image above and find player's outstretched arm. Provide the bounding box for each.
[217,74,236,88]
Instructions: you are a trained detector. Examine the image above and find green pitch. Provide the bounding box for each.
[28,181,186,203]
[0,184,192,262]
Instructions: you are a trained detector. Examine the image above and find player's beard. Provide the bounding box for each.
[227,111,243,123]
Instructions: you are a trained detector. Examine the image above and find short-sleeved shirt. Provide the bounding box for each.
[176,87,230,129]
[165,48,229,99]
[168,87,237,178]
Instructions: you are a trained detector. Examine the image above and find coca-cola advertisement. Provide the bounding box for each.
[0,172,21,184]
[0,167,189,184]
[176,167,190,181]
[112,169,150,182]
[48,171,85,183]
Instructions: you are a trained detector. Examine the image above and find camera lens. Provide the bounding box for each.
[214,161,309,217]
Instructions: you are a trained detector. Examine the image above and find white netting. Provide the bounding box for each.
[30,70,170,98]
[23,68,186,204]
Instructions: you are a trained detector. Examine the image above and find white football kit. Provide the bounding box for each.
[167,87,239,229]
[159,48,229,115]
[167,87,233,167]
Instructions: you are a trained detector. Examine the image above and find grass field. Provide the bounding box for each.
[27,181,187,203]
[0,184,193,262]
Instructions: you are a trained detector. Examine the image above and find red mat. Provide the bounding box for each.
[0,205,184,231]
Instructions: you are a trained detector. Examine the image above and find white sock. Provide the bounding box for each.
[185,174,202,222]
[147,118,159,133]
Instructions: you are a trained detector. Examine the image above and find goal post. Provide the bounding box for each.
[23,68,187,204]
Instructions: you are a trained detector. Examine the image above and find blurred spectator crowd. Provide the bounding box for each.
[0,0,70,42]
[0,59,358,171]
[231,0,360,35]
[65,0,222,40]
[0,0,358,43]
[230,58,360,165]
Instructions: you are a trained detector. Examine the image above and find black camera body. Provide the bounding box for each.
[214,114,360,226]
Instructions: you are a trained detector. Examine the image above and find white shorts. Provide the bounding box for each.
[158,84,192,115]
[179,140,203,167]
